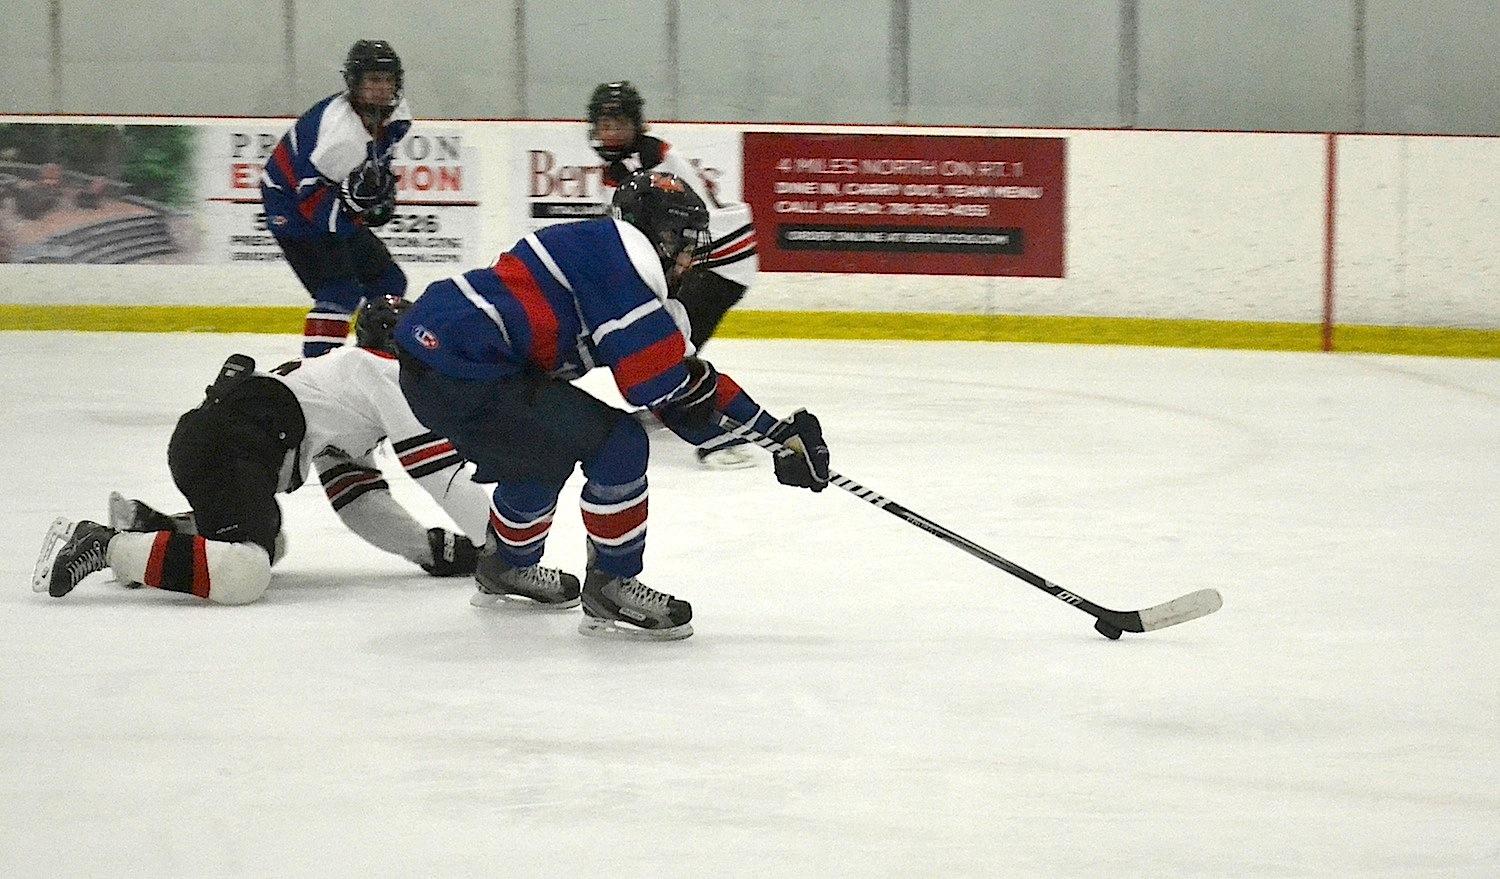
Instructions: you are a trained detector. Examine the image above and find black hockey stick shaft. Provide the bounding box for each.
[718,413,1221,634]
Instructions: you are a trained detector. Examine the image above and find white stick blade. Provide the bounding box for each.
[1137,588,1223,631]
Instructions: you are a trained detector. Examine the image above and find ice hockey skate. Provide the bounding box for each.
[578,567,693,640]
[33,518,116,598]
[471,549,581,609]
[695,442,757,470]
[107,491,176,533]
[107,491,176,587]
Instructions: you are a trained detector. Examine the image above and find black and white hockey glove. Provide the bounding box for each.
[421,527,478,577]
[654,357,720,429]
[340,161,397,227]
[767,409,830,492]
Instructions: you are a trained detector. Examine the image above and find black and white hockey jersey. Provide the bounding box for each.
[599,135,758,289]
[267,345,490,562]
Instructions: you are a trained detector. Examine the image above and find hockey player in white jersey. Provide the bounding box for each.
[588,81,760,469]
[32,296,579,609]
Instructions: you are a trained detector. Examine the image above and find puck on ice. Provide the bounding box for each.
[1094,619,1123,640]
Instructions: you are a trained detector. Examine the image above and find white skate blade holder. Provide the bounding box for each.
[32,517,74,592]
[578,616,693,641]
[469,590,580,611]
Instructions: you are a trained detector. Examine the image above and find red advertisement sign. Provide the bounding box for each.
[743,132,1065,277]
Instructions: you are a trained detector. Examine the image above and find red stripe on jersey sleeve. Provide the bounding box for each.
[494,254,558,371]
[614,333,687,399]
[324,470,382,499]
[711,234,756,260]
[399,442,455,468]
[300,186,332,222]
[272,141,297,189]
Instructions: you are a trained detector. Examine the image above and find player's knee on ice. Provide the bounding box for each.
[205,541,273,605]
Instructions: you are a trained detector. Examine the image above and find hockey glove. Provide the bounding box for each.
[340,160,397,226]
[363,190,397,228]
[421,527,478,577]
[768,409,830,492]
[654,357,720,429]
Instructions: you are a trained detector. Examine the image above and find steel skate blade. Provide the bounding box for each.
[471,590,580,610]
[32,518,72,593]
[578,616,693,641]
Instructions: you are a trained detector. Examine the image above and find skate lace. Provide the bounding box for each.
[616,577,670,611]
[520,566,562,591]
[66,535,107,585]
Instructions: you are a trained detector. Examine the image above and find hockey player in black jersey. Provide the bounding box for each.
[588,81,761,469]
[29,297,574,608]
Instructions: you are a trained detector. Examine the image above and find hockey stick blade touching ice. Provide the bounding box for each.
[717,412,1223,639]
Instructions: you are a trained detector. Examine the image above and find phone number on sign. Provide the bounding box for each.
[773,201,992,217]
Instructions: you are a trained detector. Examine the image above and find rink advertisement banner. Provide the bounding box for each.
[514,123,746,235]
[742,132,1066,276]
[0,121,199,265]
[199,122,482,267]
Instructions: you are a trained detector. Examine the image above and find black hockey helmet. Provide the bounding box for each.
[343,40,403,116]
[354,294,412,354]
[588,81,645,161]
[612,170,710,275]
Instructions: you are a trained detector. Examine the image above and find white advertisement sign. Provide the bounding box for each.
[513,122,746,236]
[199,121,483,267]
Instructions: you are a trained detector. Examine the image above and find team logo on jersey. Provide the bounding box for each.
[414,325,440,350]
[270,215,288,228]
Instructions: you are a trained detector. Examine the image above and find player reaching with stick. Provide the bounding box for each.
[393,170,829,641]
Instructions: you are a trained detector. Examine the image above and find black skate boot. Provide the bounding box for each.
[472,547,580,609]
[107,491,178,533]
[579,568,693,640]
[33,518,117,598]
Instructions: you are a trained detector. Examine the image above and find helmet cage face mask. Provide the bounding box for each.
[655,225,711,268]
[354,294,411,353]
[612,171,711,277]
[587,81,644,162]
[344,40,404,118]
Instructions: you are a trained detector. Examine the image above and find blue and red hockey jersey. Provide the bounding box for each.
[260,93,412,238]
[396,217,781,442]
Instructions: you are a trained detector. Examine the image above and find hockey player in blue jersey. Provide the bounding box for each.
[393,171,830,641]
[261,39,412,358]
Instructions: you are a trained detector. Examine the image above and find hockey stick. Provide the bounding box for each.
[717,413,1222,639]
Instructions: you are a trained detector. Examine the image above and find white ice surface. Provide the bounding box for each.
[1,333,1497,877]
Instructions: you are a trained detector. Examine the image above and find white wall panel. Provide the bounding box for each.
[1335,135,1500,328]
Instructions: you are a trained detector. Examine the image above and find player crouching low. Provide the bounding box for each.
[392,171,830,641]
[30,296,558,607]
